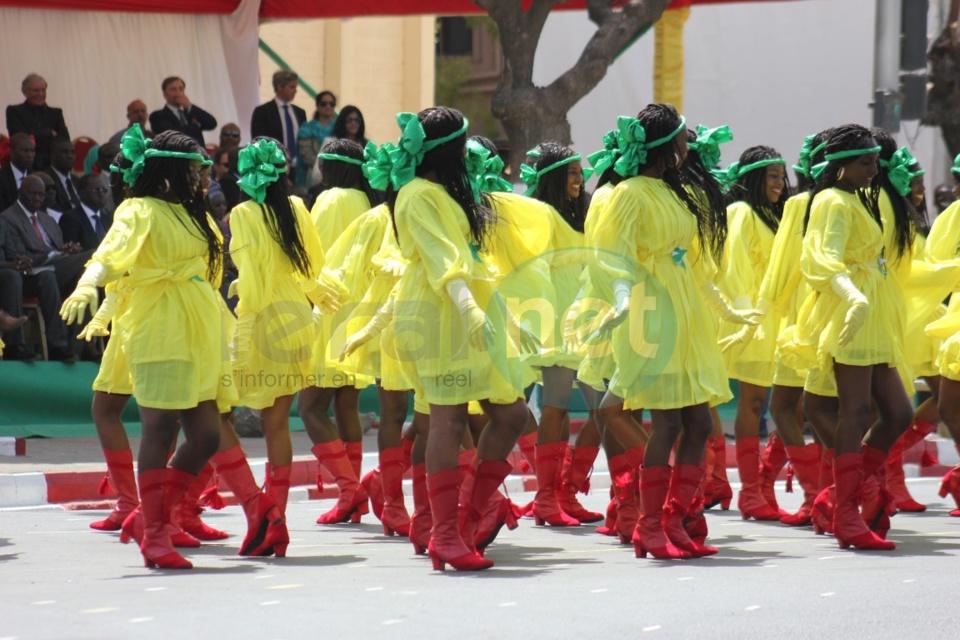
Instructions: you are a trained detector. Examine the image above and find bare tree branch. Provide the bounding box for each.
[586,0,613,26]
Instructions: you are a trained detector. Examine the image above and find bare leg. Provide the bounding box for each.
[377,387,409,451]
[770,385,806,447]
[477,398,528,461]
[333,386,363,444]
[261,394,295,466]
[92,392,132,450]
[802,391,838,450]
[599,391,649,451]
[296,386,338,444]
[915,375,942,428]
[734,381,769,442]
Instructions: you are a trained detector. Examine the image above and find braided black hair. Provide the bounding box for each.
[131,130,222,282]
[319,138,381,206]
[869,127,915,260]
[681,128,728,256]
[794,128,834,193]
[908,161,930,235]
[532,142,587,232]
[633,104,726,262]
[725,145,788,234]
[388,106,495,250]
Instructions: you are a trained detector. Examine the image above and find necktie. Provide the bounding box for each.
[65,177,80,208]
[282,104,297,161]
[30,214,44,244]
[178,108,188,126]
[92,213,106,241]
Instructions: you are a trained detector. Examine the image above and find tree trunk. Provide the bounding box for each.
[924,1,960,157]
[492,86,572,173]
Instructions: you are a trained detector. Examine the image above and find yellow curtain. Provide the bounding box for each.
[654,6,690,112]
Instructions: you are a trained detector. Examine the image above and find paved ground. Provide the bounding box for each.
[2,473,959,640]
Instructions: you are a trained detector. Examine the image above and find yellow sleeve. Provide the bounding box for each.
[292,197,325,282]
[371,221,406,276]
[720,202,759,307]
[800,191,851,292]
[322,207,387,292]
[229,202,269,314]
[758,193,806,310]
[395,183,476,295]
[925,201,960,263]
[310,188,371,251]
[91,198,153,282]
[587,183,642,294]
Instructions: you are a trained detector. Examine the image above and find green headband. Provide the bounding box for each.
[112,124,211,187]
[519,154,592,197]
[824,146,882,162]
[878,147,923,197]
[465,139,512,200]
[791,135,827,177]
[389,112,469,190]
[951,152,960,175]
[526,147,541,159]
[722,157,785,186]
[587,129,622,176]
[362,141,397,191]
[318,152,365,166]
[237,139,288,204]
[687,124,733,169]
[613,114,687,178]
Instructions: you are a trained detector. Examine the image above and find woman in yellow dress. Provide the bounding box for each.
[786,124,913,550]
[299,138,377,524]
[587,104,759,559]
[715,146,791,522]
[61,130,244,569]
[388,107,530,571]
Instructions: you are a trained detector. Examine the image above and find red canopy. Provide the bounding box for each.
[0,0,796,18]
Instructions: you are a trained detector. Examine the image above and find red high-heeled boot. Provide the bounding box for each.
[736,437,783,521]
[595,491,619,537]
[780,443,822,526]
[811,448,835,534]
[758,433,789,516]
[345,441,367,522]
[408,463,431,555]
[938,444,960,513]
[312,440,368,524]
[662,464,718,557]
[90,448,140,531]
[557,444,603,523]
[210,445,288,557]
[861,444,894,539]
[705,436,733,510]
[886,419,938,511]
[474,490,522,554]
[138,468,192,569]
[175,463,230,541]
[460,459,513,549]
[379,446,411,537]
[833,453,895,550]
[263,463,291,556]
[610,449,643,543]
[515,431,537,473]
[427,468,493,571]
[531,441,580,526]
[360,468,384,521]
[633,466,691,559]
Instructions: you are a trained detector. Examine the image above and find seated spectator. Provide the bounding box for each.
[211,147,231,182]
[108,100,149,145]
[95,143,121,218]
[37,173,63,223]
[148,76,217,147]
[5,73,69,171]
[218,148,243,212]
[218,123,241,152]
[327,105,370,148]
[0,133,35,211]
[44,138,80,212]
[296,90,338,187]
[59,174,111,251]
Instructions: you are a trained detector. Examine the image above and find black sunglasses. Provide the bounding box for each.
[319,100,335,107]
[222,131,241,137]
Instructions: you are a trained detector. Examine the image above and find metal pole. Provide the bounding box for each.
[873,0,903,131]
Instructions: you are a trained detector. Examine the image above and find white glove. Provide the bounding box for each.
[446,278,489,351]
[227,279,238,299]
[701,281,763,325]
[61,261,106,325]
[340,297,395,361]
[579,279,631,345]
[830,274,868,347]
[303,275,341,315]
[232,311,254,373]
[77,288,119,341]
[506,309,540,355]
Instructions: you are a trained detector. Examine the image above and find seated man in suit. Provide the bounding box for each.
[44,137,80,213]
[37,173,63,223]
[59,174,111,251]
[250,70,306,166]
[108,99,149,145]
[0,217,74,361]
[218,122,241,153]
[148,76,217,147]
[0,133,35,211]
[94,143,121,218]
[5,73,70,171]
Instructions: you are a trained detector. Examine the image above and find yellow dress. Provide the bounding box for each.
[780,188,903,376]
[923,201,960,381]
[92,197,236,410]
[757,192,809,388]
[229,198,322,409]
[878,191,916,396]
[92,278,133,395]
[392,177,524,405]
[589,176,732,410]
[717,201,780,387]
[310,187,372,250]
[545,205,588,370]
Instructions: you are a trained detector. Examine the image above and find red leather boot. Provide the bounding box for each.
[861,444,894,539]
[427,467,493,571]
[515,431,537,473]
[211,445,287,557]
[408,463,431,555]
[360,468,384,521]
[175,463,230,541]
[811,447,836,534]
[780,443,822,526]
[459,459,513,550]
[736,437,782,521]
[832,453,895,550]
[345,441,368,522]
[595,491,619,537]
[90,448,139,531]
[263,463,291,556]
[705,436,733,510]
[939,461,960,516]
[663,464,717,556]
[609,450,641,543]
[532,441,580,526]
[557,444,603,523]
[886,419,938,512]
[312,440,369,524]
[138,468,192,569]
[379,446,411,537]
[633,466,691,559]
[758,433,789,516]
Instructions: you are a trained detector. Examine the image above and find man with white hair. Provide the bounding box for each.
[5,73,70,171]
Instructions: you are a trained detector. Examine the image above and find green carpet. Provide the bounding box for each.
[0,362,740,438]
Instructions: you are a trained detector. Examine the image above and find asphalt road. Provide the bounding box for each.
[2,478,959,640]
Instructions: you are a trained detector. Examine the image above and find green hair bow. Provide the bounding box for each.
[952,153,960,175]
[388,112,469,190]
[879,147,922,197]
[465,140,511,200]
[688,124,733,169]
[362,141,397,192]
[116,124,152,187]
[237,139,288,204]
[587,129,622,176]
[613,116,649,178]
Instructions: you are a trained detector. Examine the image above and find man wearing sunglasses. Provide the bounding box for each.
[58,174,112,251]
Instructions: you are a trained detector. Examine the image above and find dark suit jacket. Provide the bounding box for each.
[250,101,307,145]
[43,168,79,213]
[219,173,242,213]
[0,164,23,212]
[0,201,64,265]
[149,104,217,147]
[59,206,112,252]
[5,102,70,171]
